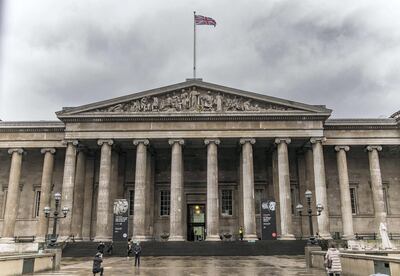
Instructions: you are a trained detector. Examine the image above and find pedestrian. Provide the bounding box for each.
[133,241,142,267]
[325,244,342,276]
[106,241,113,255]
[239,226,244,241]
[92,252,104,276]
[97,242,105,254]
[127,239,133,258]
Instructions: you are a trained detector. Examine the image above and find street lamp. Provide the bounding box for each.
[296,190,324,245]
[44,192,70,246]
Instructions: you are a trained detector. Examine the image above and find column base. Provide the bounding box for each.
[205,235,221,241]
[244,234,258,241]
[0,237,15,244]
[93,236,112,242]
[342,234,355,240]
[132,235,152,242]
[168,235,185,241]
[279,234,296,240]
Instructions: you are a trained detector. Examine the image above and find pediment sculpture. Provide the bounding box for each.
[92,87,294,113]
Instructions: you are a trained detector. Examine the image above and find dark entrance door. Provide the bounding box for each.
[187,204,206,241]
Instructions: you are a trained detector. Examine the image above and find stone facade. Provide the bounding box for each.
[0,79,399,242]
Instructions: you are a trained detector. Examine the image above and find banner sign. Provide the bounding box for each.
[261,200,277,240]
[113,199,129,241]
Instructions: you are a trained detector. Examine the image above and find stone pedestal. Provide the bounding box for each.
[240,138,257,241]
[1,148,24,243]
[59,140,78,239]
[168,139,185,241]
[335,146,355,240]
[94,140,113,241]
[310,137,331,239]
[275,138,295,240]
[205,139,220,241]
[367,145,387,235]
[36,148,56,243]
[132,139,150,241]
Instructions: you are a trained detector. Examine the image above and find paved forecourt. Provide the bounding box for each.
[33,256,323,276]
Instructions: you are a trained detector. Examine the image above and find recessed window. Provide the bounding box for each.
[160,190,170,216]
[221,190,233,216]
[128,190,134,215]
[34,190,41,217]
[255,189,263,215]
[350,187,358,215]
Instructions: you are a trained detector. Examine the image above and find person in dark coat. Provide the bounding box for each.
[92,252,104,276]
[106,241,113,255]
[127,239,133,258]
[133,242,142,267]
[97,242,105,254]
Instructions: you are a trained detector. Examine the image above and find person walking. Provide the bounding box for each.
[92,252,104,276]
[126,239,133,258]
[106,241,113,256]
[325,244,342,276]
[133,241,142,267]
[239,226,244,241]
[97,242,105,254]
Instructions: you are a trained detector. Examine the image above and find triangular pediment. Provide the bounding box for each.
[57,79,331,119]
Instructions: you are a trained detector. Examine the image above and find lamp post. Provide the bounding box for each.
[296,190,324,245]
[44,192,69,246]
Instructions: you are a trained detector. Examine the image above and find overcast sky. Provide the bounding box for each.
[1,0,399,121]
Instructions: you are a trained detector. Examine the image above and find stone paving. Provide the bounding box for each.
[34,256,325,276]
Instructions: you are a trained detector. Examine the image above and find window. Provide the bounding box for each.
[129,190,134,215]
[34,190,41,217]
[383,187,389,214]
[160,190,170,216]
[255,189,263,215]
[221,190,233,216]
[350,187,358,215]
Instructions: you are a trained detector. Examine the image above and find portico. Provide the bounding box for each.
[0,79,399,243]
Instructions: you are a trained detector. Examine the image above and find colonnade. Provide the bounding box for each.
[0,137,390,242]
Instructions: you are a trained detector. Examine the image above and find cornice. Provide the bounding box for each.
[325,118,398,130]
[0,121,65,133]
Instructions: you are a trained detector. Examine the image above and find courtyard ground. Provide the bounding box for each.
[33,255,325,275]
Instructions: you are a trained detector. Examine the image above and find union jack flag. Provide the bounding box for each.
[195,14,217,27]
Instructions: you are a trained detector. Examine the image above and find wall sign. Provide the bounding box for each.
[261,200,277,240]
[113,199,129,241]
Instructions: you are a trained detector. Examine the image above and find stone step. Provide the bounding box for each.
[62,240,308,257]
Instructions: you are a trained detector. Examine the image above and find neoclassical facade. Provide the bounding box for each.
[0,79,399,242]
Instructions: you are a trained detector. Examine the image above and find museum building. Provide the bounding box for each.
[0,79,399,242]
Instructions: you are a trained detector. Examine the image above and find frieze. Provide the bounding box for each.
[90,88,294,113]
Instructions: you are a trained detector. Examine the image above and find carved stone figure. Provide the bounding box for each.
[94,88,292,113]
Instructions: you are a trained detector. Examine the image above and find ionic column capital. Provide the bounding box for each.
[310,137,326,144]
[40,148,56,154]
[366,145,382,152]
[334,146,350,152]
[7,148,24,155]
[62,139,79,146]
[133,139,150,146]
[204,138,220,146]
[97,139,114,146]
[239,138,256,145]
[274,138,291,145]
[168,139,184,146]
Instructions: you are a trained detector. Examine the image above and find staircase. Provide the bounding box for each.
[62,240,307,257]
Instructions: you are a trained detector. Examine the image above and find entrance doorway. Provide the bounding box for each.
[187,204,206,241]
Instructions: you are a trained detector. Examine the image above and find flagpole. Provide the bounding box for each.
[193,11,196,79]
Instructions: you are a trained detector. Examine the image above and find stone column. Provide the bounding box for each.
[366,145,387,234]
[1,148,24,242]
[168,139,185,241]
[82,156,95,241]
[94,139,113,241]
[310,137,331,239]
[205,138,220,241]
[335,146,355,240]
[275,138,295,240]
[59,140,78,239]
[132,139,150,241]
[36,148,56,242]
[239,138,257,241]
[71,149,86,240]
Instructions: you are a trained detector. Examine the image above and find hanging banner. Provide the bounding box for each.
[113,199,129,241]
[261,200,277,240]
